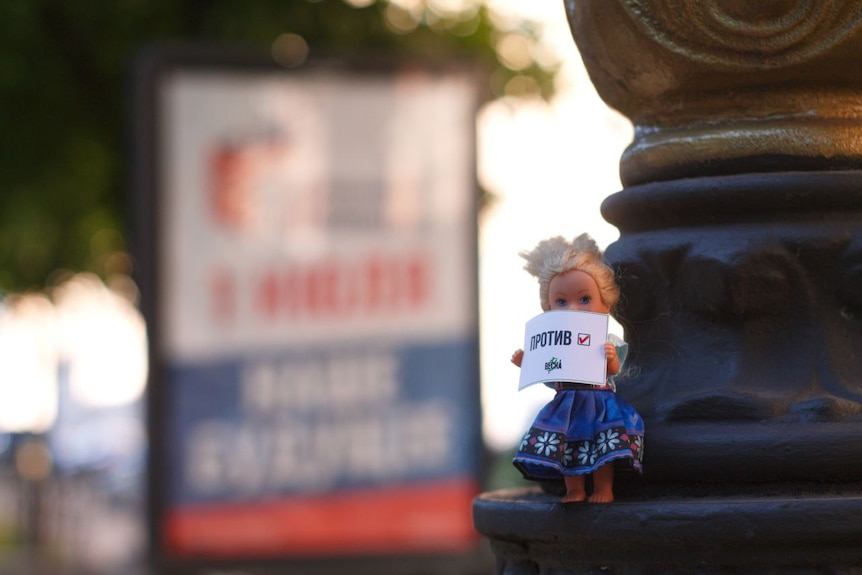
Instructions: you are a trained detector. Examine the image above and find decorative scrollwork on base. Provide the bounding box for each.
[621,0,862,67]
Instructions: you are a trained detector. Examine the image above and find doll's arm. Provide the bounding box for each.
[605,342,620,376]
[511,349,524,367]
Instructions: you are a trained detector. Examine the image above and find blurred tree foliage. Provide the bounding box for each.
[0,0,559,293]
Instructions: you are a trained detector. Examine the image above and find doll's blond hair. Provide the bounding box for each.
[520,234,620,312]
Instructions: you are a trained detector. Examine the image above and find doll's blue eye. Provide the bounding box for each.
[555,298,567,307]
[579,296,591,304]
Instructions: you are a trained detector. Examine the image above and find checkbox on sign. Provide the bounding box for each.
[577,333,591,346]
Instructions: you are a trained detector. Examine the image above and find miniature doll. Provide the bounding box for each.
[511,234,644,503]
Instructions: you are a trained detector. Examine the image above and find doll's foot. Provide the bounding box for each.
[589,464,615,503]
[562,476,586,503]
[588,489,614,503]
[561,489,587,503]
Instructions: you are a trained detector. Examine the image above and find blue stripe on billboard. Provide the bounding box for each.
[166,338,479,504]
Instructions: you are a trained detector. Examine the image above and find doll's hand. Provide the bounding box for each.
[511,349,524,367]
[605,343,620,376]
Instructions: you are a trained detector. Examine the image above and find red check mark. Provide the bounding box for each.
[578,333,590,346]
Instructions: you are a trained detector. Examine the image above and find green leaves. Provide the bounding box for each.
[0,0,555,292]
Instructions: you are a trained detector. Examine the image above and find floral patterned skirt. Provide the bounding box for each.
[513,389,644,479]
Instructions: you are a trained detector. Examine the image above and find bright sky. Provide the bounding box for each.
[0,274,147,433]
[477,0,633,450]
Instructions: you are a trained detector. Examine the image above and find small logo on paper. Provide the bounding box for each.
[545,357,562,373]
[577,333,591,346]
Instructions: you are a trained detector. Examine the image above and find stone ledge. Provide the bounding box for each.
[473,486,862,573]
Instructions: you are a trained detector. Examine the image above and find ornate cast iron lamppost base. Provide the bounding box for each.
[475,1,862,571]
[603,170,862,485]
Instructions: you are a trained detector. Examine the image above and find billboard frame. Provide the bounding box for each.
[129,43,489,575]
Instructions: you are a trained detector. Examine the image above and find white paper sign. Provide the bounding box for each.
[518,311,609,390]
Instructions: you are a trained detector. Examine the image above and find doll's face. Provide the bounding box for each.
[548,270,610,314]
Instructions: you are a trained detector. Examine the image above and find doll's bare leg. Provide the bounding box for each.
[588,464,614,503]
[562,475,587,503]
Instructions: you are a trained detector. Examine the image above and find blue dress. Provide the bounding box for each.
[513,335,644,480]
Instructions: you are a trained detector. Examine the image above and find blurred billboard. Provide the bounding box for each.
[132,47,484,573]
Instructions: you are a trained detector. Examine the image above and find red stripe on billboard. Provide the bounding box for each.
[164,478,479,558]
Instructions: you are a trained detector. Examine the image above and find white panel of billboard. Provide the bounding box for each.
[159,70,476,360]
